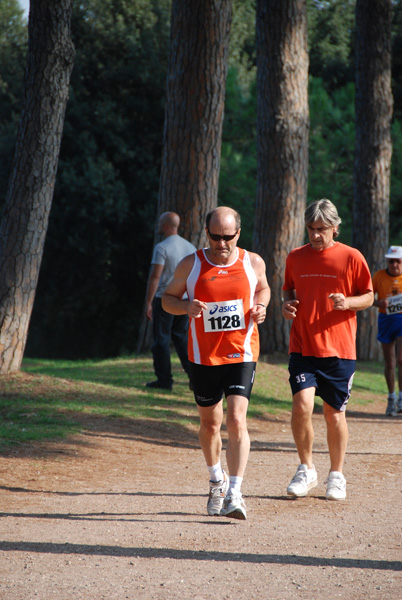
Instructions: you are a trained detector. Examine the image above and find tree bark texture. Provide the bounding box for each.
[254,0,309,354]
[157,0,232,248]
[137,0,231,352]
[0,0,75,372]
[353,0,393,360]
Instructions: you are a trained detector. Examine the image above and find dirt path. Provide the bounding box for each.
[0,399,401,600]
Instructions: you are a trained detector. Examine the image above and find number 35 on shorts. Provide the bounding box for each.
[296,373,306,384]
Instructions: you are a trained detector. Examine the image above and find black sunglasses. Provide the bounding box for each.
[388,258,401,264]
[207,229,238,242]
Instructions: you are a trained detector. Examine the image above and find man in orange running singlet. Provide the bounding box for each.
[282,199,373,501]
[372,245,402,416]
[163,207,270,520]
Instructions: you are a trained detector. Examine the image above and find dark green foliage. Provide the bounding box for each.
[25,0,171,358]
[1,0,402,359]
[0,0,27,201]
[220,70,402,249]
[307,0,355,90]
[392,1,402,122]
[308,77,355,243]
[229,0,257,91]
[390,119,402,243]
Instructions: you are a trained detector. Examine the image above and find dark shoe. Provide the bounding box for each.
[145,380,172,390]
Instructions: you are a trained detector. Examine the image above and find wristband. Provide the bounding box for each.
[256,303,266,309]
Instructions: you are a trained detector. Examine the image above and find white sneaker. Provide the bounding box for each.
[207,471,228,516]
[287,464,318,497]
[325,471,346,501]
[386,398,397,417]
[220,490,247,520]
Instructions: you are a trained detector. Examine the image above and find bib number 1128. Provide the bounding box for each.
[208,314,241,330]
[203,300,245,332]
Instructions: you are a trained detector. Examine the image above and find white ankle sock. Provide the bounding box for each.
[208,461,224,483]
[228,475,243,494]
[388,392,397,400]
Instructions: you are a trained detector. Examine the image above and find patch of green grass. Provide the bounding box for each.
[0,398,77,446]
[352,361,387,397]
[0,354,387,451]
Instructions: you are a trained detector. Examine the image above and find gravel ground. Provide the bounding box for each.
[0,398,401,599]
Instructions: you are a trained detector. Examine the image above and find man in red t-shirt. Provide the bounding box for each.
[282,199,373,501]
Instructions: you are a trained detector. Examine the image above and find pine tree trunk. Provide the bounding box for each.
[254,0,309,355]
[157,0,232,248]
[0,0,75,372]
[137,0,232,352]
[353,0,393,361]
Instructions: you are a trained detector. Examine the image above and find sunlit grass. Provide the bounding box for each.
[0,353,387,450]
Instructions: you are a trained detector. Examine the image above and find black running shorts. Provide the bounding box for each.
[189,362,257,407]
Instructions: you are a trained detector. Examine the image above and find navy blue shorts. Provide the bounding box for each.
[189,362,256,407]
[377,312,402,344]
[288,353,355,412]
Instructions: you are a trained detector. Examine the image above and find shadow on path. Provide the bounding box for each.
[0,540,400,571]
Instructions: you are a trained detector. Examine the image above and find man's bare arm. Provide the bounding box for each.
[282,289,299,320]
[162,254,208,318]
[145,263,164,320]
[249,252,271,324]
[329,290,374,312]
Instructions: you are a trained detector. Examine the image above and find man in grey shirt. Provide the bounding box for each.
[145,212,196,390]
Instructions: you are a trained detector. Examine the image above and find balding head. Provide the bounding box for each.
[158,212,180,236]
[206,207,241,231]
[204,207,241,264]
[160,212,180,228]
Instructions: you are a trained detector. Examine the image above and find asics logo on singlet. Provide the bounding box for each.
[209,304,238,315]
[217,270,228,275]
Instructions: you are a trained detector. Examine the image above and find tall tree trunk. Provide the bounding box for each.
[158,0,232,247]
[254,0,309,355]
[353,0,393,360]
[0,0,75,373]
[137,0,231,352]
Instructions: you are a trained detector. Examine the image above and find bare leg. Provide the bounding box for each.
[291,387,316,468]
[381,341,396,395]
[225,395,250,477]
[197,401,224,467]
[396,338,402,393]
[323,402,349,473]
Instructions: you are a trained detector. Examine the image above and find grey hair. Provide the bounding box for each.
[305,199,342,236]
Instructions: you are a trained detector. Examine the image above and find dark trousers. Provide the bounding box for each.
[151,297,190,385]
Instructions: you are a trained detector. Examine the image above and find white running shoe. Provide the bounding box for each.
[220,490,247,520]
[325,471,346,501]
[287,464,318,497]
[386,398,397,417]
[207,471,229,516]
